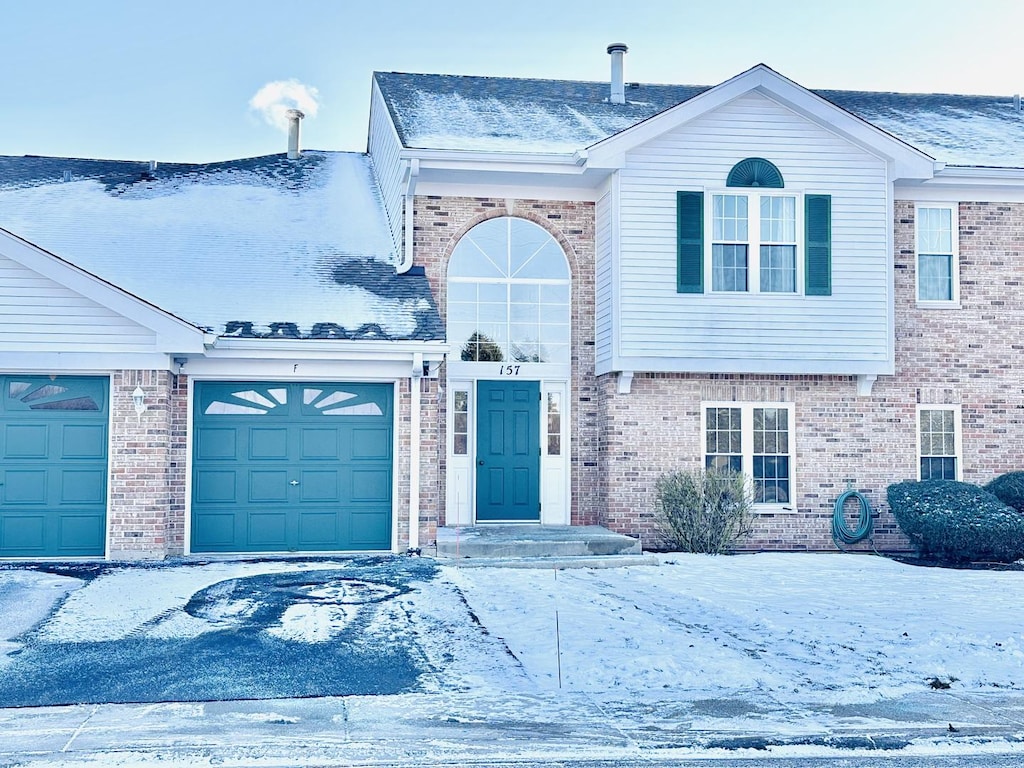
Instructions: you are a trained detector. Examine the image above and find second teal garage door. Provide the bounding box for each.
[191,382,393,553]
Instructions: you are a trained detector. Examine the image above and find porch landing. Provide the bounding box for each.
[434,525,647,564]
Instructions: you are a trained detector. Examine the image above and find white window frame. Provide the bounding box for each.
[707,191,803,295]
[915,203,960,308]
[916,404,963,481]
[700,401,796,511]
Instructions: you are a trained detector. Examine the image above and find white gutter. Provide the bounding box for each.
[208,337,447,357]
[408,352,423,551]
[930,165,1024,182]
[398,158,420,274]
[398,148,583,165]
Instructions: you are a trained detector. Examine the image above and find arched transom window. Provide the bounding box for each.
[447,217,570,364]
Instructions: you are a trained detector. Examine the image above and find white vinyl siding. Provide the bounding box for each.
[368,79,406,256]
[615,91,891,374]
[0,254,158,351]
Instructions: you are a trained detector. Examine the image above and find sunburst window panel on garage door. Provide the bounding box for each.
[191,382,393,553]
[0,376,108,557]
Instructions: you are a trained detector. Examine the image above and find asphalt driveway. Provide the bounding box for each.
[0,557,444,707]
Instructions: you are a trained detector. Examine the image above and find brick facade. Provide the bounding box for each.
[412,196,602,534]
[94,201,1024,559]
[107,370,178,559]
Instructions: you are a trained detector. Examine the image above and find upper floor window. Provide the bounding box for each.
[677,158,831,297]
[447,217,571,365]
[916,205,959,305]
[711,193,798,293]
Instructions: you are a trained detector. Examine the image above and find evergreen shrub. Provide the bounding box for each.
[656,467,753,554]
[984,471,1024,514]
[886,480,1024,564]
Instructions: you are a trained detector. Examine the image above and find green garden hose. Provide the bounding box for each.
[832,488,873,546]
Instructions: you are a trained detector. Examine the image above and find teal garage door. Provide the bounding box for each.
[191,382,394,553]
[0,376,108,558]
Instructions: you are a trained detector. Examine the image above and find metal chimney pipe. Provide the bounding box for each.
[607,43,628,105]
[286,109,305,159]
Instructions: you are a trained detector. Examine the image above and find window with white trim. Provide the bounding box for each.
[677,158,830,296]
[915,205,959,304]
[918,405,961,480]
[703,403,794,504]
[447,217,571,364]
[711,193,799,293]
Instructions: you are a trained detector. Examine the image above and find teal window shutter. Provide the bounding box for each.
[805,194,831,296]
[677,191,704,293]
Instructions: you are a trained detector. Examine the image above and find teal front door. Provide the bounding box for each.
[0,376,108,557]
[475,380,540,522]
[191,382,393,553]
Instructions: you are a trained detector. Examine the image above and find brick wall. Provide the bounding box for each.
[107,370,175,559]
[395,376,442,550]
[167,373,188,555]
[894,200,1024,482]
[597,373,910,551]
[413,196,601,532]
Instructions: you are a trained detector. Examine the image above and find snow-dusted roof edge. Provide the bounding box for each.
[0,227,210,352]
[586,64,936,180]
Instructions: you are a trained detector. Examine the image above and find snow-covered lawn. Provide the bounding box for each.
[445,553,1024,705]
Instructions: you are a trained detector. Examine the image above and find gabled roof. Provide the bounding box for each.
[375,69,1024,168]
[0,151,444,342]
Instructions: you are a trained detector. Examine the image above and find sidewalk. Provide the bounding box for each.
[3,689,1024,767]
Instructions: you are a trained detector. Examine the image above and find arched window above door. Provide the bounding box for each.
[447,217,571,364]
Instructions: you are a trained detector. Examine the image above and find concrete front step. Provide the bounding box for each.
[434,525,642,560]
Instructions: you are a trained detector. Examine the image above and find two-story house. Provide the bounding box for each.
[370,50,1023,552]
[1,47,1021,559]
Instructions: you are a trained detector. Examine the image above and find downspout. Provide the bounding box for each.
[397,158,420,274]
[408,352,423,552]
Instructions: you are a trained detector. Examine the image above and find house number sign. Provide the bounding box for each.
[498,365,522,376]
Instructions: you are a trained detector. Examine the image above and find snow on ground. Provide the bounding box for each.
[446,553,1024,705]
[0,570,80,666]
[5,552,1024,707]
[34,560,356,643]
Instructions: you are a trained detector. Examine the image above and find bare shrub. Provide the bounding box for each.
[656,468,754,554]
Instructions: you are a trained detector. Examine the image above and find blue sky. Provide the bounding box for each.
[3,0,1021,163]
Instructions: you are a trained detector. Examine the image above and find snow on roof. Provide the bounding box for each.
[376,72,1024,168]
[0,152,443,341]
[376,72,708,154]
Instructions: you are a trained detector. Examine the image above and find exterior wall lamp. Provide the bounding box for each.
[132,386,147,415]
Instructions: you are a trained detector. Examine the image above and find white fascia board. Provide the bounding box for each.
[585,64,935,180]
[0,351,176,373]
[608,354,895,377]
[936,166,1024,181]
[400,148,584,173]
[181,357,426,380]
[897,166,1024,202]
[205,338,448,361]
[0,228,208,351]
